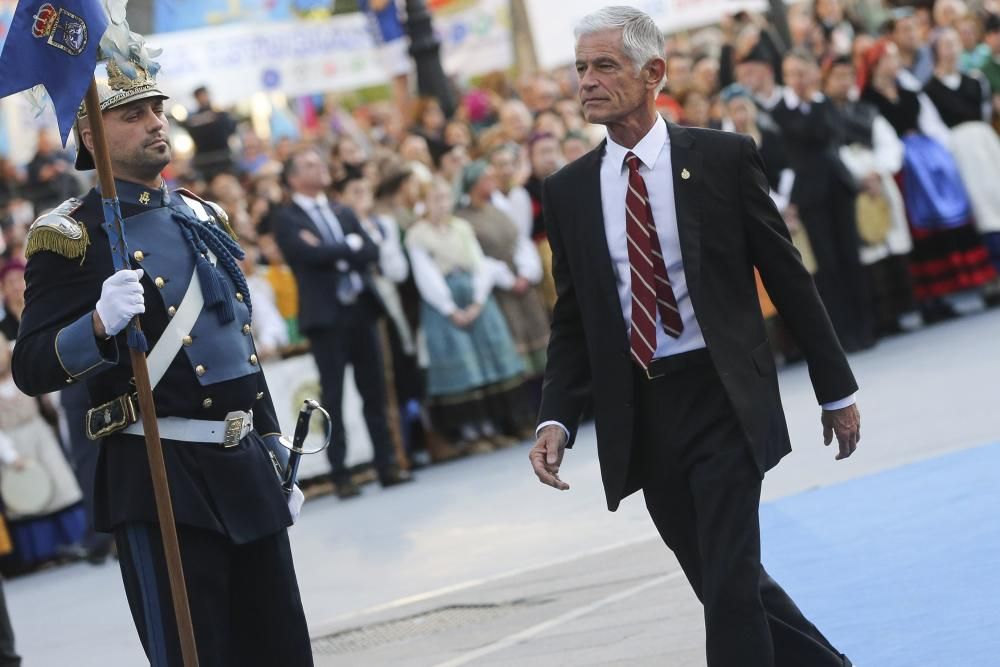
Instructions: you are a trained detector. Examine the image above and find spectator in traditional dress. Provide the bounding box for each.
[405,178,524,455]
[860,39,997,322]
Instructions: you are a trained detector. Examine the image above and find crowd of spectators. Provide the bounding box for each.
[0,0,1000,569]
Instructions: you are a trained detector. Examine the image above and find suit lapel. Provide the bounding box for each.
[579,142,628,340]
[666,123,703,306]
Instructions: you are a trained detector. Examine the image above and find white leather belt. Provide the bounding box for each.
[122,410,253,448]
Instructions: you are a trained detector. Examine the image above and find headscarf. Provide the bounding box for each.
[460,159,490,195]
[857,38,891,93]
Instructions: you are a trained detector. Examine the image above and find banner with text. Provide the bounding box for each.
[150,0,511,107]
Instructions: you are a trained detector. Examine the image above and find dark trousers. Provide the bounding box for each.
[115,523,312,667]
[307,301,396,481]
[63,381,114,555]
[631,353,846,667]
[800,189,873,351]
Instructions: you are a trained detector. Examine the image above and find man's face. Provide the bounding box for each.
[893,17,920,52]
[824,63,855,101]
[531,137,564,178]
[490,149,516,188]
[88,98,171,181]
[575,29,657,126]
[782,57,810,98]
[289,151,331,192]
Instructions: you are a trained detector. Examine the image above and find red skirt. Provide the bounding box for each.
[896,173,996,301]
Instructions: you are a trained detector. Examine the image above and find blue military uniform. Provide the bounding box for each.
[12,180,313,666]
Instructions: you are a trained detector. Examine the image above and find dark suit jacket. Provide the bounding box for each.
[539,123,857,511]
[270,200,382,333]
[770,98,857,207]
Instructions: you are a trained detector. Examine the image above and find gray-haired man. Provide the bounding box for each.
[530,7,859,666]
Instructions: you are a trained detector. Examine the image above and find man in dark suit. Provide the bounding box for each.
[770,50,874,352]
[529,8,861,667]
[272,148,411,498]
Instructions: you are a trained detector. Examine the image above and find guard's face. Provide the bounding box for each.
[575,29,663,126]
[98,98,172,180]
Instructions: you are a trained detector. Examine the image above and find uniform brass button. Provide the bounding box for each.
[202,398,213,408]
[133,250,144,262]
[195,364,206,376]
[235,292,244,302]
[242,324,251,335]
[182,335,193,347]
[154,276,165,288]
[248,354,258,366]
[255,392,264,400]
[167,306,177,317]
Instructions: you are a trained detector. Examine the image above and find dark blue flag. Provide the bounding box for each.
[0,0,108,144]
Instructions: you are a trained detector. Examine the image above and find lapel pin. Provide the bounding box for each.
[681,168,691,180]
[138,191,151,205]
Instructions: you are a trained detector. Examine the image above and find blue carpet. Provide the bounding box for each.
[760,443,1000,667]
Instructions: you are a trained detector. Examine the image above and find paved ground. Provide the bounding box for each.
[7,307,1000,666]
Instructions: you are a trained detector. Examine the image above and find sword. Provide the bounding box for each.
[282,399,331,496]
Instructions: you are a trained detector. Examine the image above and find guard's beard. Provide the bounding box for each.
[118,142,172,183]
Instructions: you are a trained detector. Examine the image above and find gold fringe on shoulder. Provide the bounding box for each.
[25,219,90,265]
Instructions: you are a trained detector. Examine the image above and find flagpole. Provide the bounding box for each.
[84,79,200,667]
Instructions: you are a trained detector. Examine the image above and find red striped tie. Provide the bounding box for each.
[624,152,684,369]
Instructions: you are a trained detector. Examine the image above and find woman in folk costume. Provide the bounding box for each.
[924,28,1000,279]
[405,178,525,454]
[822,55,919,336]
[455,160,549,436]
[859,38,997,322]
[0,334,85,570]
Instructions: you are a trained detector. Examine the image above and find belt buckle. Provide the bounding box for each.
[85,393,139,440]
[223,414,246,448]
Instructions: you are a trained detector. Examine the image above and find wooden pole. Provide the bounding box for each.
[84,80,200,667]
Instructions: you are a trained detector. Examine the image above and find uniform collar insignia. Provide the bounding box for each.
[100,178,171,208]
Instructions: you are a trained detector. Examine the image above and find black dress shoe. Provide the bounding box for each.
[335,479,362,499]
[378,466,414,488]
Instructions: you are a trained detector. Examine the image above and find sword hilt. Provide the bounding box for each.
[282,399,330,495]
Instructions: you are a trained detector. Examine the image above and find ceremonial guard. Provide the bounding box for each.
[11,62,313,666]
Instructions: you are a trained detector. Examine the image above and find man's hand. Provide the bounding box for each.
[530,425,569,490]
[822,403,861,461]
[94,269,145,338]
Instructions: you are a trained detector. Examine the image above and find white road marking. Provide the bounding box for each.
[431,572,682,667]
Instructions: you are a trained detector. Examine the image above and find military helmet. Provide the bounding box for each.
[74,58,169,171]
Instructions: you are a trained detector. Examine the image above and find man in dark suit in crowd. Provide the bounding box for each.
[529,7,861,667]
[770,50,874,352]
[272,148,411,498]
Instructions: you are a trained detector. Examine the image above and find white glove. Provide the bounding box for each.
[95,269,145,336]
[345,233,364,252]
[287,484,305,524]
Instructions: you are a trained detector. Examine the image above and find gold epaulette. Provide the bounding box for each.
[174,188,239,241]
[25,199,89,264]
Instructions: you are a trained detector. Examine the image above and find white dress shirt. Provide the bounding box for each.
[602,115,707,359]
[538,116,855,441]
